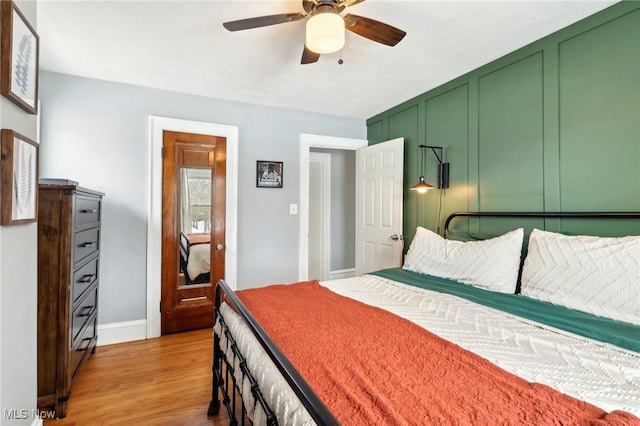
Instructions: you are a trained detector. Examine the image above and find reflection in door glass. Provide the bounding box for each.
[178,168,212,286]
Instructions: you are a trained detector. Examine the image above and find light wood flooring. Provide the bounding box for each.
[44,328,230,426]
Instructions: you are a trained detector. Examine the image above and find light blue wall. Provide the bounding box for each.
[0,4,39,425]
[39,71,366,324]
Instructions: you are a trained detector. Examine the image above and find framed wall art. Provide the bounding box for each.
[1,0,39,114]
[1,129,38,225]
[256,161,283,188]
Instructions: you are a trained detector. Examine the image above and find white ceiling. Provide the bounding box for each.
[37,0,618,119]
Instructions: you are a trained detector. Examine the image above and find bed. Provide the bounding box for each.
[180,232,211,285]
[208,212,640,425]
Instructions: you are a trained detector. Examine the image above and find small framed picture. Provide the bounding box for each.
[1,130,38,225]
[256,161,283,188]
[1,0,39,114]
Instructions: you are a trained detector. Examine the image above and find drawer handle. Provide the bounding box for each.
[76,336,94,351]
[79,305,95,317]
[81,209,99,214]
[79,274,96,283]
[81,242,97,248]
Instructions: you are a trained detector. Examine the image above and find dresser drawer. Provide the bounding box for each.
[75,195,101,229]
[71,287,97,345]
[70,317,96,382]
[72,258,99,305]
[73,228,100,266]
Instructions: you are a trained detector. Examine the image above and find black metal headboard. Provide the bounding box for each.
[444,211,640,236]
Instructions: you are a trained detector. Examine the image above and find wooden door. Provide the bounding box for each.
[355,138,404,275]
[161,130,226,334]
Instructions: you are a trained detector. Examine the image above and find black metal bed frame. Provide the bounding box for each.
[208,279,339,426]
[179,232,211,285]
[444,211,640,235]
[209,211,640,425]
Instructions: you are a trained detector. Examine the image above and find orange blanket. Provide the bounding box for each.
[187,233,210,245]
[236,280,639,425]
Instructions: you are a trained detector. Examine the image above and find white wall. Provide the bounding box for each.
[39,71,366,326]
[0,3,40,425]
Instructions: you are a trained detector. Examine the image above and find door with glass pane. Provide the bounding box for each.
[161,130,226,334]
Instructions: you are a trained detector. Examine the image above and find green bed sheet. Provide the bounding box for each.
[370,268,640,353]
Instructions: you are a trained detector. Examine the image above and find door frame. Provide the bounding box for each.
[147,116,238,338]
[298,133,367,281]
[309,152,332,281]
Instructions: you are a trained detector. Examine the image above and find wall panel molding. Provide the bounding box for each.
[366,2,639,240]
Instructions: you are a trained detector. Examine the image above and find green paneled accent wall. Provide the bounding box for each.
[558,8,640,211]
[478,53,544,211]
[388,105,420,246]
[367,2,640,241]
[367,119,384,145]
[424,84,469,234]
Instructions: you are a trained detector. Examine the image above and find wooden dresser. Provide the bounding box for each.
[37,179,104,418]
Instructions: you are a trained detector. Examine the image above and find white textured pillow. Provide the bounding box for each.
[521,229,640,325]
[403,227,524,293]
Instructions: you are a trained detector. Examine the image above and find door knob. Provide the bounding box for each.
[216,243,224,251]
[390,234,404,241]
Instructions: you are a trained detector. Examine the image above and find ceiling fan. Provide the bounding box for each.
[223,0,406,64]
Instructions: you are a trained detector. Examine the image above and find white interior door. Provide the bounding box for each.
[308,152,331,280]
[355,138,404,275]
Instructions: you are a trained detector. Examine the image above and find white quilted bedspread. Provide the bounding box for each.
[216,274,640,424]
[324,275,640,416]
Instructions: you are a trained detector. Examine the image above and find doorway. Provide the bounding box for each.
[147,116,238,339]
[161,131,226,334]
[298,134,367,281]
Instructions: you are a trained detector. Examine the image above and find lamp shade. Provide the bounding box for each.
[306,11,345,54]
[410,176,434,194]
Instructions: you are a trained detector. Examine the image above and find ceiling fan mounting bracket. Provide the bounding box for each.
[311,3,340,17]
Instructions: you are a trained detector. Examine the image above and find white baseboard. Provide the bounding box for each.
[97,319,147,346]
[329,268,356,280]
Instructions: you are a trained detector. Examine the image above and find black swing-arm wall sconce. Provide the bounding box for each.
[410,145,450,193]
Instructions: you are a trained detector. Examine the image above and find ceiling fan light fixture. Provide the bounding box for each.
[306,9,345,54]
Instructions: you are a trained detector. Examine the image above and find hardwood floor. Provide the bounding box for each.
[45,328,230,426]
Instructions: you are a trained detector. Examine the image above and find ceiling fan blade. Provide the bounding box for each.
[343,14,406,46]
[301,46,321,64]
[223,13,305,31]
